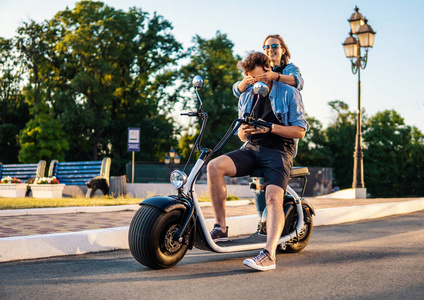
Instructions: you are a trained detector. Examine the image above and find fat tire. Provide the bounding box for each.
[278,204,313,253]
[128,205,188,269]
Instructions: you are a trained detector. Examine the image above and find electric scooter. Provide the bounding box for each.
[128,75,315,269]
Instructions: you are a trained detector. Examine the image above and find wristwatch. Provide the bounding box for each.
[271,124,275,132]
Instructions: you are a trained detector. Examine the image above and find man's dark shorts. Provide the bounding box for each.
[225,143,294,191]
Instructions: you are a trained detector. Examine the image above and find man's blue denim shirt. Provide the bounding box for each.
[235,81,308,131]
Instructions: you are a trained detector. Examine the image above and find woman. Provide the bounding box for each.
[233,34,304,95]
[232,35,305,223]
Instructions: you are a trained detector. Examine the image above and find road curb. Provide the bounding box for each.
[0,200,252,217]
[313,199,424,226]
[1,199,423,263]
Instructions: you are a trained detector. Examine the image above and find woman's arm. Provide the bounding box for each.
[283,63,304,91]
[237,76,255,93]
[254,69,297,88]
[277,73,297,87]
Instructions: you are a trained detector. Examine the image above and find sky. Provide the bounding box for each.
[1,0,423,133]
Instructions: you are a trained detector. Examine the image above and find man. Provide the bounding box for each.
[207,51,308,271]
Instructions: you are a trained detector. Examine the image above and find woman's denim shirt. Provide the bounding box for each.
[236,81,308,130]
[284,63,304,91]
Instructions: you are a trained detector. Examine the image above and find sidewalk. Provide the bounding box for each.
[1,197,423,262]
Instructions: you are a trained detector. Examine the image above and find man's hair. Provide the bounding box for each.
[237,52,271,74]
[263,34,291,65]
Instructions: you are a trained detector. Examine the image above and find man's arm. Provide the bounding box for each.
[270,124,305,139]
[246,123,306,139]
[286,87,309,134]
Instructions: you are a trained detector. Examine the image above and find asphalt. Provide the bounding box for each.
[1,197,423,262]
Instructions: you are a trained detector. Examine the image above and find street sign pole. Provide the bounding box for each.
[127,127,140,184]
[132,151,135,184]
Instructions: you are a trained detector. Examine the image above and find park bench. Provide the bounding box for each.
[48,158,111,198]
[0,161,46,197]
[0,161,46,183]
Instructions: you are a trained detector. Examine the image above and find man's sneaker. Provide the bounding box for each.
[243,249,276,271]
[210,224,228,242]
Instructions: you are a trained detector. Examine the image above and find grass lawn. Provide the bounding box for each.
[0,196,143,210]
[0,194,240,210]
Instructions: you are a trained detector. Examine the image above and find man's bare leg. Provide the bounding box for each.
[207,155,237,231]
[264,184,285,259]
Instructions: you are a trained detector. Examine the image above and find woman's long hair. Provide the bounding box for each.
[263,34,291,65]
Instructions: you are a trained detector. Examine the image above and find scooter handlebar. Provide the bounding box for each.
[253,119,273,129]
[181,112,198,117]
[239,117,273,131]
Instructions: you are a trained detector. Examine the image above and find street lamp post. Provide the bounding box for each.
[164,147,181,165]
[342,6,376,193]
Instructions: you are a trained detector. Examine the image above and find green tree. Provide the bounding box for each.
[18,109,69,163]
[178,31,243,159]
[295,114,332,167]
[44,1,183,173]
[0,37,29,163]
[363,110,418,197]
[404,127,424,196]
[16,20,50,114]
[324,100,357,189]
[15,19,68,164]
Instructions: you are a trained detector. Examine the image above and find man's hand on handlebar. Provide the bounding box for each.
[240,119,271,136]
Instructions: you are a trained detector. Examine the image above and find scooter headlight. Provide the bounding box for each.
[170,170,187,189]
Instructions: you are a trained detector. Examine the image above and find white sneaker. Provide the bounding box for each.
[243,249,276,271]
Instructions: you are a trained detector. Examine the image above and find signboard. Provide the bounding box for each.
[127,143,140,151]
[127,127,140,152]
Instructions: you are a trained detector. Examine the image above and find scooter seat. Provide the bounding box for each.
[250,166,309,179]
[290,167,310,178]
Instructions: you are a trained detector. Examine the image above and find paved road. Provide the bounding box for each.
[1,211,423,300]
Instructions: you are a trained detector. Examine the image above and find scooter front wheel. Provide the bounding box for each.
[128,205,189,269]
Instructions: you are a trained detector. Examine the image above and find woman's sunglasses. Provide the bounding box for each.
[263,44,281,50]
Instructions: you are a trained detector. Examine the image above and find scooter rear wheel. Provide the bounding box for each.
[128,205,189,269]
[278,204,313,253]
